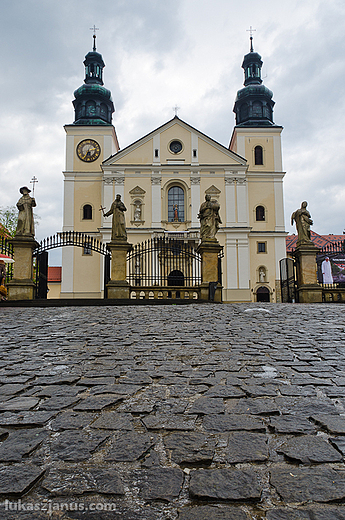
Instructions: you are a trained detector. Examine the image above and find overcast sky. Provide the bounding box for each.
[1,0,345,261]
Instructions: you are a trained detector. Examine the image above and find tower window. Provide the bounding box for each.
[254,146,263,165]
[253,102,263,118]
[168,186,184,222]
[155,149,159,158]
[256,205,265,221]
[83,204,93,220]
[257,242,266,253]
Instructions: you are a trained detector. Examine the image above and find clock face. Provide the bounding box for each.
[76,139,101,162]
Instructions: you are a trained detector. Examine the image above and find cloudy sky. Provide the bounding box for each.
[1,0,345,262]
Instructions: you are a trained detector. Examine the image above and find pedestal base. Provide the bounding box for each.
[106,281,130,300]
[197,239,223,302]
[106,239,132,299]
[7,236,38,301]
[7,279,36,300]
[294,243,319,286]
[297,284,323,303]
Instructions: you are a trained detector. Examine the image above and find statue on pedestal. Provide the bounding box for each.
[104,194,127,240]
[15,187,36,237]
[291,201,313,245]
[198,194,221,240]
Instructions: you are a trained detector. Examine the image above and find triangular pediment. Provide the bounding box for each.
[205,185,221,195]
[129,186,146,195]
[102,117,247,168]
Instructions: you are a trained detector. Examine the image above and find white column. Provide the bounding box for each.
[273,134,283,172]
[274,177,285,232]
[236,178,249,225]
[226,236,238,288]
[102,177,114,229]
[190,175,200,227]
[191,132,198,164]
[153,134,160,164]
[151,174,162,227]
[225,176,236,225]
[61,173,75,294]
[114,173,125,200]
[238,236,250,289]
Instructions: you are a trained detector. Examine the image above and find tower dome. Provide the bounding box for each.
[233,37,275,127]
[72,35,114,125]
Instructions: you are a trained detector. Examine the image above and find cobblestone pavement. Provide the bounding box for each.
[0,303,345,519]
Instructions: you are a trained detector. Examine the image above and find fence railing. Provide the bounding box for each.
[34,232,110,256]
[127,237,201,287]
[0,237,14,282]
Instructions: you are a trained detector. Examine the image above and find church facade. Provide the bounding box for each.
[60,37,286,302]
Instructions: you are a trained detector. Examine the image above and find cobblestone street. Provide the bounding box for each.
[0,303,345,519]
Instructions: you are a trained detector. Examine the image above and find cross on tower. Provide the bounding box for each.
[30,176,38,196]
[246,26,256,51]
[90,25,99,51]
[173,105,180,117]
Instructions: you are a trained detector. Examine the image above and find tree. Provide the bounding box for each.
[0,206,40,237]
[0,206,18,237]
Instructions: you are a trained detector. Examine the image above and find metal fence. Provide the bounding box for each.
[127,237,201,287]
[0,237,14,282]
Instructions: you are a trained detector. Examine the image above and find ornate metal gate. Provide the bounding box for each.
[33,232,111,299]
[127,237,201,299]
[0,237,14,283]
[280,257,297,303]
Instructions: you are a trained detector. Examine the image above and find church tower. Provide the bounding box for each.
[61,35,119,298]
[230,35,286,302]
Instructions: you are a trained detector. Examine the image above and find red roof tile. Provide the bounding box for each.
[286,231,345,252]
[48,266,62,282]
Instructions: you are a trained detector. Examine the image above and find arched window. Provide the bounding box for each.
[240,103,249,121]
[168,186,184,222]
[253,101,262,118]
[83,204,92,220]
[254,146,263,165]
[85,100,96,116]
[256,205,265,221]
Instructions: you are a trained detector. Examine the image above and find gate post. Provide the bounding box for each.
[294,243,322,303]
[106,239,132,299]
[196,240,223,302]
[7,236,39,300]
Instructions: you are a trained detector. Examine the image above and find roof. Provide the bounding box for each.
[286,231,345,252]
[48,266,62,283]
[102,116,247,166]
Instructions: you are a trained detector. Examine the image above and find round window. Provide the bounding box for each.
[169,140,183,154]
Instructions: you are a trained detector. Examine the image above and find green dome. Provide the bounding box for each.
[74,84,112,101]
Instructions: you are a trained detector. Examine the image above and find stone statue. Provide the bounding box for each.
[15,186,36,237]
[105,194,127,240]
[198,194,222,240]
[134,202,141,222]
[259,267,266,282]
[291,201,313,245]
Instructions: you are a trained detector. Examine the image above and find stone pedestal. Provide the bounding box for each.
[196,239,223,302]
[7,236,38,300]
[294,242,322,303]
[106,239,132,299]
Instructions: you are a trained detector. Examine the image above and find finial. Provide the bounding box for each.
[30,176,38,196]
[246,26,256,52]
[90,25,99,51]
[173,105,180,117]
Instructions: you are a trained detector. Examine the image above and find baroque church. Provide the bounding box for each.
[59,35,286,302]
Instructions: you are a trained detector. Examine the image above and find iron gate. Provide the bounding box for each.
[280,257,297,303]
[127,237,201,287]
[33,232,111,299]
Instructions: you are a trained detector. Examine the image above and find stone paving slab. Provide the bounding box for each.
[0,303,345,518]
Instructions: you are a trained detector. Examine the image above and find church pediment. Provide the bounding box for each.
[129,186,146,195]
[102,117,247,168]
[206,185,221,195]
